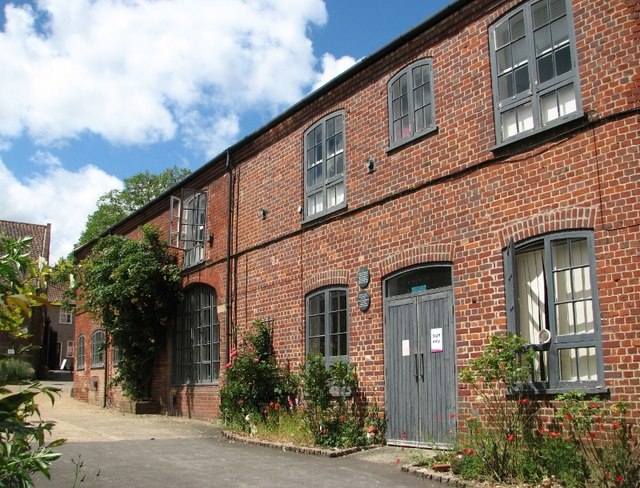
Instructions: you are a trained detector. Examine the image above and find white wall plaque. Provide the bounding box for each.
[431,328,443,352]
[402,339,410,356]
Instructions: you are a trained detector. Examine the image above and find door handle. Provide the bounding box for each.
[414,353,419,379]
[420,353,425,380]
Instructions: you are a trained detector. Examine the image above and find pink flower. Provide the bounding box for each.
[274,402,280,411]
[550,432,560,438]
[253,357,260,363]
[507,434,516,442]
[230,348,238,358]
[450,412,456,419]
[518,398,529,405]
[225,362,232,369]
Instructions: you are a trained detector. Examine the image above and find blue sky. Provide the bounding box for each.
[0,0,450,260]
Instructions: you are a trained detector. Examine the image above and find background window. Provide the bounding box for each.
[306,288,348,367]
[304,112,346,220]
[59,308,73,324]
[490,0,581,144]
[169,188,207,269]
[76,335,85,370]
[91,330,105,368]
[388,59,436,148]
[173,285,220,384]
[504,231,604,392]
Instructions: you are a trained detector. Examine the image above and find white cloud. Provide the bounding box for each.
[0,0,328,156]
[312,53,359,91]
[0,154,123,262]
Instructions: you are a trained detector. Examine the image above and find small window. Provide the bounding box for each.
[76,335,85,370]
[113,346,122,366]
[91,330,105,368]
[388,59,436,149]
[173,285,220,385]
[66,340,75,357]
[306,288,348,367]
[170,188,207,268]
[59,308,73,324]
[304,112,346,220]
[489,0,582,145]
[503,231,604,393]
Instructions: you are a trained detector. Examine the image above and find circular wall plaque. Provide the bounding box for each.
[357,267,370,288]
[357,290,371,312]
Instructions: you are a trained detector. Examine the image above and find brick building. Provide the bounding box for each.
[73,0,639,446]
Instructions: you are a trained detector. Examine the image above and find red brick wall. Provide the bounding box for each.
[74,0,639,424]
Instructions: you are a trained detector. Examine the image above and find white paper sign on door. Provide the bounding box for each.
[402,339,410,356]
[430,328,443,352]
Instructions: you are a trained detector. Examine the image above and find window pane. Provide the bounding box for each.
[541,90,559,124]
[392,98,402,119]
[511,11,525,39]
[326,116,335,137]
[559,347,597,381]
[532,0,549,29]
[555,44,572,76]
[415,108,425,131]
[495,20,510,48]
[549,0,566,20]
[535,25,552,56]
[309,293,324,315]
[514,65,530,94]
[498,73,514,101]
[399,73,408,94]
[309,337,325,355]
[502,107,518,139]
[391,78,401,99]
[496,46,512,74]
[558,84,577,116]
[512,38,528,67]
[401,94,409,116]
[538,53,554,83]
[516,248,547,342]
[551,17,569,48]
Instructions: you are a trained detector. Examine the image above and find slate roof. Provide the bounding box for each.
[0,219,51,262]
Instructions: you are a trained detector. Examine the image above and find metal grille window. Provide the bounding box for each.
[306,288,348,367]
[504,231,604,393]
[91,330,105,368]
[173,285,220,385]
[388,59,436,149]
[170,189,207,269]
[304,112,346,220]
[76,335,85,370]
[489,0,581,145]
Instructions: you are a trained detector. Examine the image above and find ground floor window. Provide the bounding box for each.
[504,231,604,392]
[76,335,85,370]
[173,284,220,384]
[91,330,105,368]
[306,287,348,367]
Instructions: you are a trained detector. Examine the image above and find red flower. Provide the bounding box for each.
[225,361,232,369]
[450,412,456,419]
[588,402,598,409]
[230,348,238,358]
[274,402,280,411]
[518,398,529,405]
[401,432,407,440]
[339,415,346,422]
[613,422,622,430]
[550,432,560,438]
[616,475,624,484]
[469,449,476,455]
[508,434,516,442]
[594,416,602,424]
[589,432,597,440]
[564,413,573,421]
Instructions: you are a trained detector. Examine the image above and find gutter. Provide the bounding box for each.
[225,151,234,363]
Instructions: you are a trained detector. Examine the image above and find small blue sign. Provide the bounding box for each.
[411,284,427,293]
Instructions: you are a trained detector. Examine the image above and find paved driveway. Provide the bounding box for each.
[30,382,438,488]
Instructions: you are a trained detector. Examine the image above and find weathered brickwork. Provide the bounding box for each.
[74,0,639,428]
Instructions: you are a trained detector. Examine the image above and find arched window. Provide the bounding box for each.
[173,285,220,384]
[91,330,105,368]
[76,335,85,370]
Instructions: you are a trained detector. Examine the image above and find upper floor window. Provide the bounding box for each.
[91,330,105,368]
[173,285,220,385]
[170,189,207,269]
[76,335,85,370]
[489,0,581,145]
[306,287,348,367]
[59,308,73,324]
[503,231,604,393]
[113,345,122,366]
[388,59,436,149]
[304,112,346,220]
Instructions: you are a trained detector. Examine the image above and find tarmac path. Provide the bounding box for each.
[28,381,440,488]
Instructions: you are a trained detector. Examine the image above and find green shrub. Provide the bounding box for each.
[0,358,34,383]
[219,319,299,429]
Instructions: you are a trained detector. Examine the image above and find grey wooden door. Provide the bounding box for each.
[384,287,456,446]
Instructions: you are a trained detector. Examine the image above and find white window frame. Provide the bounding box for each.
[59,308,73,324]
[306,287,349,368]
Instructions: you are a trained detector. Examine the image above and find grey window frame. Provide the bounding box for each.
[90,330,105,368]
[489,0,583,147]
[306,287,349,367]
[503,230,605,394]
[76,335,85,370]
[387,58,437,150]
[303,111,347,221]
[170,189,207,269]
[173,284,220,385]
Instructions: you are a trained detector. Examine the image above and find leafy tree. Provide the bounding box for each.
[77,225,182,400]
[77,166,191,246]
[0,235,65,486]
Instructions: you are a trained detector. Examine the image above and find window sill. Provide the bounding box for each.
[490,112,587,154]
[513,384,609,397]
[386,126,438,154]
[171,381,220,387]
[302,202,347,226]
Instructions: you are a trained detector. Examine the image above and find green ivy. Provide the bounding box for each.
[76,225,182,400]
